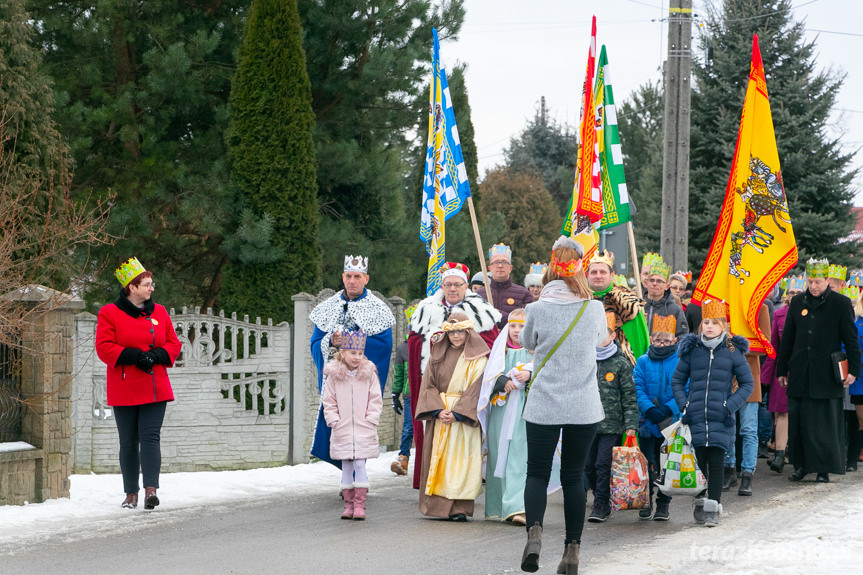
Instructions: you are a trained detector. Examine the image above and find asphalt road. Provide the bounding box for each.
[2,458,859,575]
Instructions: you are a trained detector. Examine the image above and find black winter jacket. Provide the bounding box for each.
[671,334,754,451]
[644,289,688,338]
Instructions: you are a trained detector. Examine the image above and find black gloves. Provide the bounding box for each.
[135,351,156,373]
[149,347,171,366]
[391,392,403,415]
[644,407,666,424]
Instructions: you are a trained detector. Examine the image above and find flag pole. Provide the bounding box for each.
[627,222,643,296]
[467,197,493,307]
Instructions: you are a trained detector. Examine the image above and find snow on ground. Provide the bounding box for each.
[0,450,408,549]
[584,476,863,575]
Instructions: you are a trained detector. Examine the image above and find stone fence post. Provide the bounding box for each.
[290,293,315,465]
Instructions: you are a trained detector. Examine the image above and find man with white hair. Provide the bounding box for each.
[309,255,395,467]
[407,261,501,489]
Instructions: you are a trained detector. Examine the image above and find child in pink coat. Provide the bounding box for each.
[322,329,383,520]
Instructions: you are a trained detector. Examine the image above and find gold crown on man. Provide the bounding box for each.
[652,314,677,335]
[702,299,727,320]
[805,258,829,279]
[590,250,615,269]
[114,257,146,287]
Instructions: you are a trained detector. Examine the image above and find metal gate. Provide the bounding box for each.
[0,342,23,442]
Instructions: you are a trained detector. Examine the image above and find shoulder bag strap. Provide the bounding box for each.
[525,301,589,397]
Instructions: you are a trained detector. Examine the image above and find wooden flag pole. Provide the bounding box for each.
[467,197,493,307]
[627,221,643,297]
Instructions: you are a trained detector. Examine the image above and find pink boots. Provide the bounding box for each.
[353,486,368,520]
[340,487,355,519]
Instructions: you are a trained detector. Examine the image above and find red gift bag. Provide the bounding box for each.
[610,434,650,511]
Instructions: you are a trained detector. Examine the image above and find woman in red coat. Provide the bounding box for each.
[96,258,181,510]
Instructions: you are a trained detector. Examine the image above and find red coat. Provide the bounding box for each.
[96,297,182,406]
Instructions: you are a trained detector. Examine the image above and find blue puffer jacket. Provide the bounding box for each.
[634,352,682,438]
[671,334,754,452]
[851,317,863,396]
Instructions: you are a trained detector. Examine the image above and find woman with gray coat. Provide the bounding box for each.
[518,236,606,575]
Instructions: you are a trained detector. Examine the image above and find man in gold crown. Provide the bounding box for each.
[776,258,861,483]
[586,250,649,365]
[309,254,396,467]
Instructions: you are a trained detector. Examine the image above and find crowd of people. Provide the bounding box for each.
[94,241,863,574]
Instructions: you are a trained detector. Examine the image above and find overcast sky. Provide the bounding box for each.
[444,0,863,204]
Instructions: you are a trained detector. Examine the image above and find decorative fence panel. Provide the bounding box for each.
[0,343,22,443]
[72,307,292,473]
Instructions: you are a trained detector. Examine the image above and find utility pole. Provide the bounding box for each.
[660,0,692,271]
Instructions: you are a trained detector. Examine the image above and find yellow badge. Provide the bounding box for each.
[507,297,515,305]
[151,318,159,326]
[801,309,808,317]
[605,372,614,382]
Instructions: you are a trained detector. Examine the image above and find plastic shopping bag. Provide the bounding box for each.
[610,434,650,511]
[656,419,708,496]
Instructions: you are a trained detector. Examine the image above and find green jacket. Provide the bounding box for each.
[595,346,639,436]
[391,340,410,397]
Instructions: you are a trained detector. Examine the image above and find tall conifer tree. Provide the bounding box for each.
[219,0,319,322]
[690,0,859,270]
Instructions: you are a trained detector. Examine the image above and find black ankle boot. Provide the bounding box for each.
[521,523,542,573]
[769,450,785,473]
[788,467,808,482]
[721,467,738,490]
[738,471,753,496]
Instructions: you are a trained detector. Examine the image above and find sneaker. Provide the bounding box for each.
[587,501,611,523]
[653,500,670,521]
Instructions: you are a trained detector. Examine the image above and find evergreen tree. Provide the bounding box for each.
[690,0,859,271]
[503,97,577,211]
[30,0,247,308]
[618,81,664,255]
[479,167,561,275]
[298,0,465,240]
[219,0,319,322]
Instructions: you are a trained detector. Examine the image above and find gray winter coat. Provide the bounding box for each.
[644,290,689,338]
[521,298,606,425]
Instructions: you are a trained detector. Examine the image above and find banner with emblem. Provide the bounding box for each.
[595,46,631,230]
[420,28,472,295]
[691,35,797,357]
[561,16,601,260]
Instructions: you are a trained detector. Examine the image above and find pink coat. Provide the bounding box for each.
[322,359,382,461]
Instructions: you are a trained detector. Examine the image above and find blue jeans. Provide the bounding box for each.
[399,398,413,457]
[758,390,773,442]
[725,402,759,473]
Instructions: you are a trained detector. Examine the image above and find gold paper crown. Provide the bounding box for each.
[702,299,727,320]
[114,257,147,287]
[648,260,671,281]
[806,258,829,279]
[340,329,367,351]
[589,250,615,269]
[828,263,847,281]
[642,252,662,269]
[605,311,616,331]
[651,314,677,335]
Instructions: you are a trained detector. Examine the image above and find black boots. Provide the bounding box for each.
[521,523,542,573]
[653,499,670,521]
[757,440,769,459]
[738,470,753,495]
[769,450,786,473]
[144,487,159,510]
[587,500,611,523]
[721,467,738,491]
[787,467,808,482]
[556,542,580,575]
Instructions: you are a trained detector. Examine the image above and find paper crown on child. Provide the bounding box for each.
[784,275,807,294]
[613,274,629,288]
[675,270,693,284]
[340,329,367,351]
[642,252,662,269]
[828,263,847,281]
[849,275,863,288]
[550,251,582,277]
[651,314,677,335]
[114,257,147,287]
[840,286,861,301]
[440,262,469,283]
[701,299,727,320]
[648,259,671,281]
[605,311,617,331]
[805,258,829,279]
[529,262,548,276]
[589,250,615,269]
[404,304,417,322]
[344,255,369,274]
[488,243,512,262]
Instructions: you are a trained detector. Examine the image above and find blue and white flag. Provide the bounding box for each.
[421,28,471,296]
